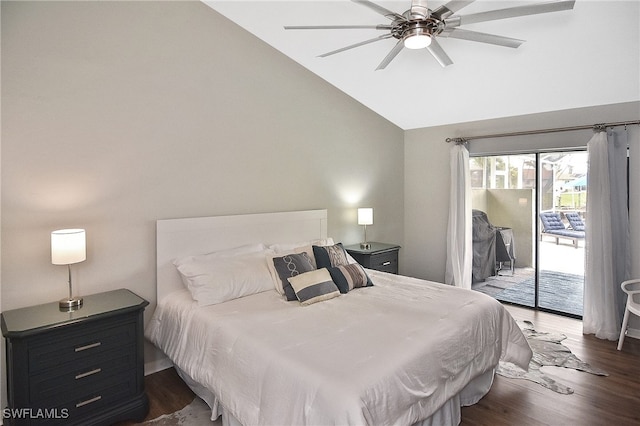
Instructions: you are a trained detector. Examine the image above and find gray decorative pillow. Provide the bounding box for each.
[328,263,373,293]
[287,268,340,305]
[272,252,316,301]
[312,243,348,268]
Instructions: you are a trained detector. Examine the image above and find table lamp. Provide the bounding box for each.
[358,208,373,249]
[51,229,86,310]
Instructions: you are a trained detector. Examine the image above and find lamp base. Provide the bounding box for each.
[360,242,371,250]
[59,297,83,311]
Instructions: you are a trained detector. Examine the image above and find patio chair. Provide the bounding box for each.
[564,212,585,231]
[539,211,585,248]
[617,278,640,350]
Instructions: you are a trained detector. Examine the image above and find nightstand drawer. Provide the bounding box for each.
[67,373,139,423]
[30,345,136,404]
[29,318,137,373]
[368,251,398,273]
[30,371,140,425]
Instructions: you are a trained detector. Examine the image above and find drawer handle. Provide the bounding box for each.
[75,368,102,380]
[382,261,391,266]
[76,395,102,408]
[75,342,101,352]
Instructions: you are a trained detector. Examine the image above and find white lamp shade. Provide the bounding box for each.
[357,208,374,226]
[51,229,86,265]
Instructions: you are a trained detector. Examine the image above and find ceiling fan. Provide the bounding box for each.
[284,0,575,70]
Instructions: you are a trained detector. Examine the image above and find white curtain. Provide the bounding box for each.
[583,129,630,340]
[445,143,472,289]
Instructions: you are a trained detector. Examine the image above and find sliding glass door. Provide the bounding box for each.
[538,152,587,316]
[470,151,587,318]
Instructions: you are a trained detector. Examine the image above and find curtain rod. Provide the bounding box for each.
[445,120,640,144]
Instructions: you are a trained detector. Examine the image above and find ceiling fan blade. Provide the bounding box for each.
[351,0,406,22]
[426,38,453,67]
[285,25,392,30]
[453,0,575,26]
[441,28,524,48]
[376,40,405,70]
[318,34,394,58]
[432,1,475,20]
[410,0,430,20]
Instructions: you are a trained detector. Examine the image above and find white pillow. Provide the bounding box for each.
[174,249,274,306]
[269,238,334,253]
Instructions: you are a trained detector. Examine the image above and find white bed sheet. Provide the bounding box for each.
[146,270,531,426]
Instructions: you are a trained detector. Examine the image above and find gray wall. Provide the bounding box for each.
[1,0,404,376]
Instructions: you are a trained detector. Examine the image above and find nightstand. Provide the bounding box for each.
[1,289,149,425]
[344,242,401,274]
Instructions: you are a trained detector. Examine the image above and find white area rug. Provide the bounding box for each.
[145,397,216,425]
[497,320,608,394]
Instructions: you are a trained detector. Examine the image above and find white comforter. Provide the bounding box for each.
[146,270,531,426]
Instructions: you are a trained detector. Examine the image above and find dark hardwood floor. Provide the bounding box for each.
[127,305,640,425]
[116,367,196,425]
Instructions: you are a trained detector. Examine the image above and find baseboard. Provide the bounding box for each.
[144,357,173,376]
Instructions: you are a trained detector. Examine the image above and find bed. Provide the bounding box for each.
[146,209,532,426]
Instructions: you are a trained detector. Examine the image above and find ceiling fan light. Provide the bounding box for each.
[404,33,432,49]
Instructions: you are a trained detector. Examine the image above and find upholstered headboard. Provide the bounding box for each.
[156,209,328,301]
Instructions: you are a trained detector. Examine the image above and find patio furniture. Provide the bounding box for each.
[539,211,584,248]
[472,210,516,282]
[564,211,586,231]
[617,278,640,350]
[472,210,496,283]
[495,227,515,276]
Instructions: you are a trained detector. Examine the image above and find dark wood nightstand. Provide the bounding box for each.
[344,242,401,274]
[1,289,149,425]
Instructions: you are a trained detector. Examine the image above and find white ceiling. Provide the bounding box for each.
[204,1,640,130]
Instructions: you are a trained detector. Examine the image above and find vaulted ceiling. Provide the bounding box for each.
[204,1,640,130]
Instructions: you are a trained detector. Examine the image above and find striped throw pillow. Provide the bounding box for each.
[328,263,373,293]
[287,268,340,305]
